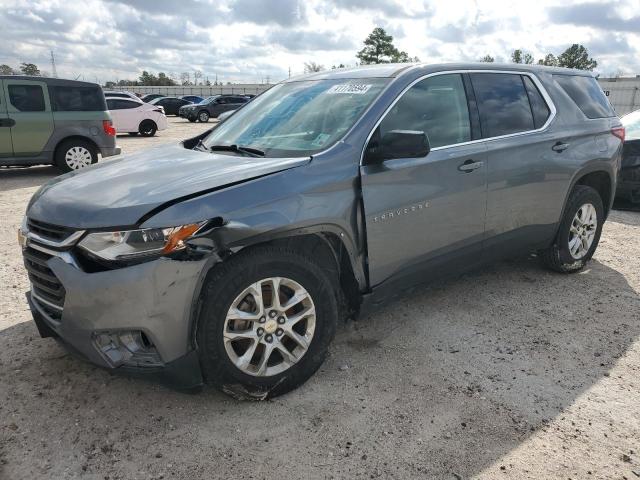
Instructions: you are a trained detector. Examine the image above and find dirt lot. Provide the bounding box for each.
[1,117,639,480]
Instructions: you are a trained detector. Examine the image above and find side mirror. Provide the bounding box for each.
[380,130,430,160]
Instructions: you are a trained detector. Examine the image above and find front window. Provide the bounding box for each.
[202,78,389,157]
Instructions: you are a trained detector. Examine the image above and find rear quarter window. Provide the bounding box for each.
[51,86,106,112]
[553,74,616,119]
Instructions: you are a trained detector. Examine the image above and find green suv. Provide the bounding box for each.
[0,76,120,172]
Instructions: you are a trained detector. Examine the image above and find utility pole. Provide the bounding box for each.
[288,66,291,78]
[50,50,58,78]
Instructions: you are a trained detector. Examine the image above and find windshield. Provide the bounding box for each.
[202,78,389,157]
[622,109,640,141]
[198,96,218,105]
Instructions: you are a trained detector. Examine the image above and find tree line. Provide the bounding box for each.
[479,44,598,70]
[1,63,42,76]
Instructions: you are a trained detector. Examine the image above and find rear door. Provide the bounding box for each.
[361,73,488,287]
[3,79,54,157]
[471,72,561,254]
[0,80,13,158]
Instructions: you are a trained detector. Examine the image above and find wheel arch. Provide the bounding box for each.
[559,164,614,225]
[187,224,366,350]
[53,135,98,160]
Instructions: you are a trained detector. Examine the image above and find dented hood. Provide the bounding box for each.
[27,143,310,229]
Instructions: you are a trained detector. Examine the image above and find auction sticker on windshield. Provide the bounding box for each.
[326,84,372,94]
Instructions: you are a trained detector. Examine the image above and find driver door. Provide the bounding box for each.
[360,73,488,287]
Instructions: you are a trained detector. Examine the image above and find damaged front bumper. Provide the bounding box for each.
[23,240,213,391]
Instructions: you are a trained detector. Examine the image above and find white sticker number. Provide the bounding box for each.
[326,84,372,95]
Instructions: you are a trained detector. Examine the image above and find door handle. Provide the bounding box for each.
[552,141,570,152]
[0,118,15,127]
[458,159,484,173]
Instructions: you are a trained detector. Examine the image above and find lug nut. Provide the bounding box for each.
[256,327,264,336]
[276,328,283,336]
[265,334,273,343]
[259,316,266,323]
[269,310,277,318]
[277,316,285,324]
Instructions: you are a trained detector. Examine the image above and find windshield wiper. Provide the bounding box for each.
[207,144,265,157]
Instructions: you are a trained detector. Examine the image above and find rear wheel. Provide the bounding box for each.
[540,185,604,273]
[139,120,157,137]
[198,110,210,123]
[197,246,338,400]
[54,139,97,173]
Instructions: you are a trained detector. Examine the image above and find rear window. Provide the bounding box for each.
[553,75,615,119]
[470,73,535,138]
[522,76,551,129]
[50,86,106,112]
[8,85,46,112]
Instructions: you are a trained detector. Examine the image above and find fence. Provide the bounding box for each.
[123,84,273,97]
[597,77,640,116]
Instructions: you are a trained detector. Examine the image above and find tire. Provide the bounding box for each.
[540,185,604,273]
[54,139,98,173]
[188,117,197,123]
[197,110,210,123]
[139,120,157,137]
[197,245,339,400]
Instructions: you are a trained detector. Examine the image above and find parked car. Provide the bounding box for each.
[178,94,249,122]
[616,108,640,205]
[181,95,204,104]
[20,64,622,399]
[140,93,165,103]
[103,91,141,102]
[149,96,192,116]
[106,97,168,137]
[0,76,119,172]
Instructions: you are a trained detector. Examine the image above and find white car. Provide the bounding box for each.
[103,90,142,102]
[106,97,168,137]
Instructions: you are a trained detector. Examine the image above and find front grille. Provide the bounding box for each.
[27,218,75,243]
[23,246,65,321]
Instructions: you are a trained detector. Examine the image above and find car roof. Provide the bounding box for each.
[0,75,101,87]
[286,62,595,82]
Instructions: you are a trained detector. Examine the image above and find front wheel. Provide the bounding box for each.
[197,110,210,123]
[540,185,604,273]
[197,246,338,400]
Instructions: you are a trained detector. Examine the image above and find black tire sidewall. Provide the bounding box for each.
[139,120,157,137]
[556,186,604,267]
[54,139,98,173]
[197,248,338,399]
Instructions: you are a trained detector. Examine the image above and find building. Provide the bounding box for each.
[597,76,640,116]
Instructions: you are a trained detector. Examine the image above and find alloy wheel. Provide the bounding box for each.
[64,146,92,169]
[568,203,597,259]
[223,277,316,377]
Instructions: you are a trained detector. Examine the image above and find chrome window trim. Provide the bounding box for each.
[359,69,558,165]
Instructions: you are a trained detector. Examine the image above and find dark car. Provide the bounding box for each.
[20,63,622,399]
[149,96,192,115]
[140,94,165,103]
[181,95,204,104]
[178,94,249,122]
[616,109,640,205]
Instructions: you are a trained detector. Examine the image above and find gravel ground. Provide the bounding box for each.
[1,117,639,480]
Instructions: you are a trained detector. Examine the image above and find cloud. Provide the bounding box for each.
[548,2,640,32]
[229,0,306,26]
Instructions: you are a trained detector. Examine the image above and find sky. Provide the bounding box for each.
[1,0,639,84]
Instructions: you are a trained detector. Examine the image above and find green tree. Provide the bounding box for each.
[356,27,418,64]
[537,53,558,67]
[19,63,40,76]
[557,44,597,70]
[523,53,534,64]
[479,55,494,63]
[156,72,176,86]
[511,50,533,64]
[0,64,15,74]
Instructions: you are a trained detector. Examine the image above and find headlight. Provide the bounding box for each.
[78,223,203,261]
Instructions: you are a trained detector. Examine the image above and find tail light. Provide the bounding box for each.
[102,120,116,137]
[611,126,625,142]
